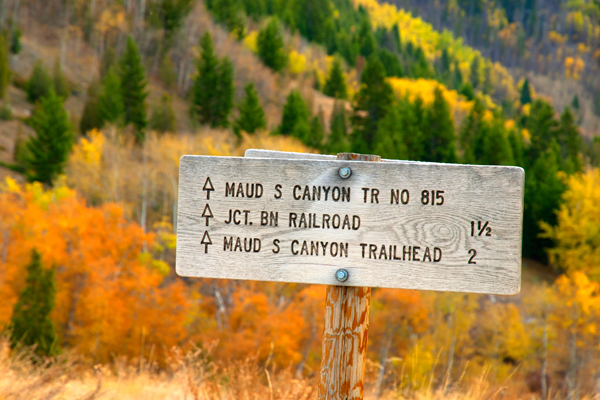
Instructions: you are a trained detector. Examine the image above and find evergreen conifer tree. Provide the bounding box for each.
[324,101,350,154]
[352,55,395,153]
[323,58,348,99]
[307,110,325,149]
[119,36,148,142]
[469,56,480,89]
[452,61,463,89]
[98,66,123,125]
[520,79,532,105]
[10,250,59,358]
[26,89,73,185]
[52,58,70,99]
[192,32,234,128]
[234,82,266,136]
[193,32,219,125]
[26,61,53,103]
[558,107,582,173]
[149,94,177,133]
[373,104,408,160]
[459,98,486,164]
[257,18,287,72]
[80,82,102,134]
[214,57,235,128]
[278,89,310,137]
[100,47,118,80]
[422,86,457,163]
[0,32,10,100]
[407,97,426,160]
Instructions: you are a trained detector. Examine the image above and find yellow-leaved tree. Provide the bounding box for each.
[541,169,600,281]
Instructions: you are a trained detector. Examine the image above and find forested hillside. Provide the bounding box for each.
[1,0,600,398]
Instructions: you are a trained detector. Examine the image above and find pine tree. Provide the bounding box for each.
[98,66,123,125]
[257,18,287,72]
[459,97,485,164]
[25,90,73,185]
[526,99,559,160]
[278,89,310,137]
[0,32,10,100]
[234,82,266,136]
[469,56,480,89]
[119,36,148,142]
[373,103,408,160]
[159,53,177,89]
[214,57,235,128]
[80,82,102,134]
[307,110,325,149]
[100,47,118,80]
[480,115,514,166]
[558,107,582,173]
[149,94,177,133]
[52,58,70,99]
[26,61,53,103]
[192,32,234,128]
[323,58,348,99]
[10,27,21,55]
[193,32,219,125]
[520,79,532,105]
[10,250,59,358]
[324,101,350,154]
[352,55,395,153]
[452,61,463,89]
[422,86,457,163]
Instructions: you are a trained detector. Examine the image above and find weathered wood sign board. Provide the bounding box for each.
[176,153,524,295]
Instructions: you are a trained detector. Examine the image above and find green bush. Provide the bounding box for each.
[0,103,12,120]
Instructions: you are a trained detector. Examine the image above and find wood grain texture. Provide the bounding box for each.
[319,286,371,400]
[317,153,376,400]
[176,154,524,294]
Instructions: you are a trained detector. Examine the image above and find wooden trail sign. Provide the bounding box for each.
[176,152,524,295]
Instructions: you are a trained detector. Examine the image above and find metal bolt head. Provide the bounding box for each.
[339,166,352,179]
[335,269,349,282]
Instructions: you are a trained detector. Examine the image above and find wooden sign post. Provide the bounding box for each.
[176,149,525,399]
[318,153,379,400]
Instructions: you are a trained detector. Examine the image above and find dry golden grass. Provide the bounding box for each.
[2,335,586,400]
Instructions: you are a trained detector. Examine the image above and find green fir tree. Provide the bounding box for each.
[52,58,70,99]
[307,110,325,149]
[80,82,102,134]
[257,18,287,72]
[26,61,53,103]
[119,36,148,142]
[149,94,177,133]
[324,101,350,154]
[323,58,348,99]
[278,89,310,138]
[25,89,73,185]
[234,82,266,136]
[0,32,10,100]
[192,32,234,128]
[351,55,395,153]
[422,86,457,163]
[520,79,532,105]
[98,66,123,125]
[10,250,59,358]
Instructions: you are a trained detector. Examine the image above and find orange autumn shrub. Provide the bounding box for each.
[0,178,189,364]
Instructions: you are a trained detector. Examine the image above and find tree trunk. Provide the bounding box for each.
[445,312,457,394]
[375,325,395,399]
[318,286,371,400]
[567,326,577,400]
[296,317,317,378]
[541,318,548,400]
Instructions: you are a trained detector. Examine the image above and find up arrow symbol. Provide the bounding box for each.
[201,204,214,226]
[202,177,215,199]
[200,231,212,253]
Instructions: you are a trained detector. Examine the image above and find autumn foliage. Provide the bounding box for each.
[0,178,189,364]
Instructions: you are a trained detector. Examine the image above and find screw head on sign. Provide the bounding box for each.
[335,269,349,282]
[338,166,352,179]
